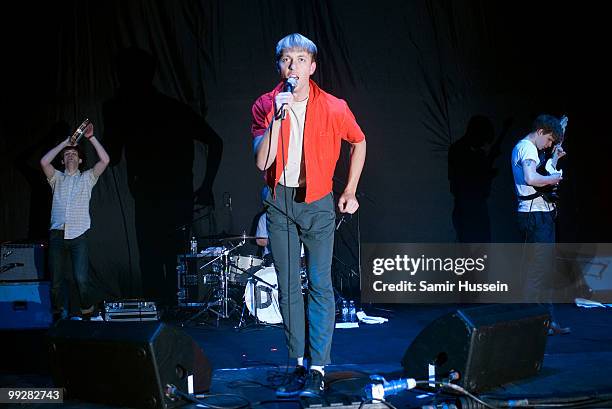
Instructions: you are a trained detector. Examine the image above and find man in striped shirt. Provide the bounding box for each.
[40,121,109,319]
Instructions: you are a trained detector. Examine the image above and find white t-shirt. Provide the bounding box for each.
[279,98,308,187]
[256,212,272,256]
[511,138,554,212]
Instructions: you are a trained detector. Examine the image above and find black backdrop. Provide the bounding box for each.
[1,1,610,300]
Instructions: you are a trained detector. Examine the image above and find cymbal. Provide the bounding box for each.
[219,235,267,241]
[196,233,266,241]
[196,233,241,240]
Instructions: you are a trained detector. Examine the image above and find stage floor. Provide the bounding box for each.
[2,303,612,408]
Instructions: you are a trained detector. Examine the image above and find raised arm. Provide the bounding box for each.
[84,124,110,177]
[194,121,223,207]
[40,138,70,179]
[254,92,293,171]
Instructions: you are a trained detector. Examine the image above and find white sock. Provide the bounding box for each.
[297,357,304,367]
[310,365,324,376]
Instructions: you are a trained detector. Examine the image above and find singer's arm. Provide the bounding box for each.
[40,138,70,179]
[89,136,110,177]
[338,140,366,214]
[254,91,293,171]
[254,118,281,171]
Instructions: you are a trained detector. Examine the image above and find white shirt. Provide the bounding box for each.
[48,169,98,239]
[511,138,554,212]
[256,212,271,256]
[279,98,308,187]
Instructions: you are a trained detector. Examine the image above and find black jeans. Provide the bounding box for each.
[49,229,92,311]
[517,211,555,317]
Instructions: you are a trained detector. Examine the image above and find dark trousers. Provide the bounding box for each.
[49,229,92,311]
[517,211,555,317]
[265,185,336,366]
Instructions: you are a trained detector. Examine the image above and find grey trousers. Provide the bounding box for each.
[265,185,336,365]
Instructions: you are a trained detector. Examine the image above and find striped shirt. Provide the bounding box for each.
[48,169,98,239]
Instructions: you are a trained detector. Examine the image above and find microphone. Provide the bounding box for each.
[336,214,352,231]
[281,77,298,120]
[223,192,232,210]
[336,215,345,231]
[284,76,298,93]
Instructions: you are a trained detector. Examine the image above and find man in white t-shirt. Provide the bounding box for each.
[511,113,569,334]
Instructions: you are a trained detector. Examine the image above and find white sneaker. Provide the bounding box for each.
[90,314,104,321]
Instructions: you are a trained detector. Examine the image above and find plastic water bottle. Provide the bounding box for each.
[349,300,357,322]
[341,300,349,322]
[190,236,198,255]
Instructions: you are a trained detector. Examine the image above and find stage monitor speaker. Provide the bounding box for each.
[47,320,212,409]
[401,304,550,393]
[1,243,46,282]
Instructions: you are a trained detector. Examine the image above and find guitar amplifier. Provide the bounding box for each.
[0,243,46,282]
[0,281,53,329]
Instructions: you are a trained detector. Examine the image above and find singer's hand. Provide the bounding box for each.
[274,92,294,118]
[84,123,94,139]
[64,137,76,147]
[338,191,359,214]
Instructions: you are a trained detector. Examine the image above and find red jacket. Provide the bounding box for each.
[251,80,365,203]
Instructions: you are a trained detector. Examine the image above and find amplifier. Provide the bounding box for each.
[103,299,159,322]
[177,254,221,307]
[0,281,53,329]
[1,243,46,282]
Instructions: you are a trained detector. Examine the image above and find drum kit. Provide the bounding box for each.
[176,233,308,327]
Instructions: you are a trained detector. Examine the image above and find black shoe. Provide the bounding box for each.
[276,366,307,398]
[300,369,325,398]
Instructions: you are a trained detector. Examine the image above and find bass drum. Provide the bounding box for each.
[244,267,282,324]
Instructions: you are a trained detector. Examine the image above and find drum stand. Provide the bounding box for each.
[203,241,245,324]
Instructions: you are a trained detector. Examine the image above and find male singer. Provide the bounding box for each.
[251,33,366,397]
[40,121,109,319]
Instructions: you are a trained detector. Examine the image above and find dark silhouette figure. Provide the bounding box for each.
[103,47,222,306]
[448,116,510,242]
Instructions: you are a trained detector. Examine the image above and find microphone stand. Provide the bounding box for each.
[331,175,372,302]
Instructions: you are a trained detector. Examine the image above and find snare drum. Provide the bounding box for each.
[228,254,263,284]
[243,267,282,324]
